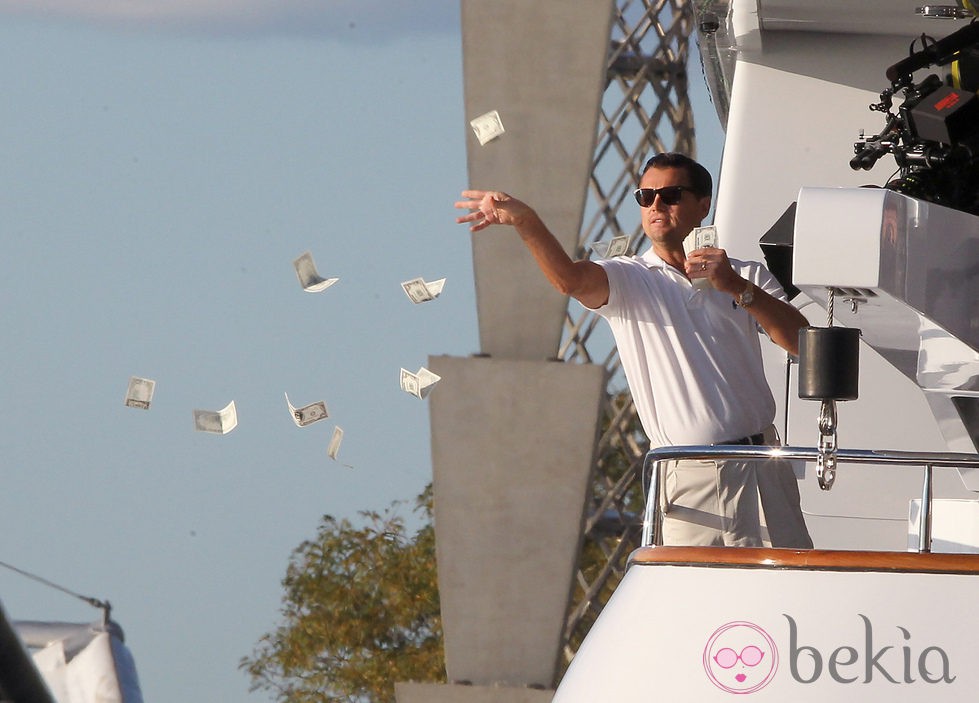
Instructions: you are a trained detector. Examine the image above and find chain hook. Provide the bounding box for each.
[817,399,838,490]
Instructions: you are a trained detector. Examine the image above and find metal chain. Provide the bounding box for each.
[817,400,838,490]
[817,286,839,490]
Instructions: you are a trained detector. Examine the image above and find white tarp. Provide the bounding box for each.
[17,622,144,703]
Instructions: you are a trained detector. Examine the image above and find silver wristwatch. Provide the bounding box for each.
[737,280,755,308]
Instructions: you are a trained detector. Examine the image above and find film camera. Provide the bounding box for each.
[851,22,979,215]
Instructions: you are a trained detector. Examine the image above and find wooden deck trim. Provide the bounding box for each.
[628,546,979,574]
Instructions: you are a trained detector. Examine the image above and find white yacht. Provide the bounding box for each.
[555,1,979,699]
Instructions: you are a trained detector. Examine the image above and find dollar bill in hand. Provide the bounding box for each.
[193,401,238,435]
[469,110,505,145]
[589,235,630,259]
[684,225,718,256]
[124,376,156,410]
[285,392,329,427]
[400,366,441,399]
[401,277,446,304]
[293,251,339,293]
[685,225,718,290]
[695,225,717,249]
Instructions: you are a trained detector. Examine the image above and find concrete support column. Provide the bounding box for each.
[460,0,614,360]
[395,3,615,702]
[420,355,606,692]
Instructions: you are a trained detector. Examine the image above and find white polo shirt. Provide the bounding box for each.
[589,248,784,448]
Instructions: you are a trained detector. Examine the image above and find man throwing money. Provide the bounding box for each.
[455,152,812,548]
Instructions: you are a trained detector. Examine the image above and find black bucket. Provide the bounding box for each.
[798,326,860,401]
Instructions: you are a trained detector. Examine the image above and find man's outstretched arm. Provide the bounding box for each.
[455,189,610,309]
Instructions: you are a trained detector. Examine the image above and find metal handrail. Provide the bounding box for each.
[641,445,979,550]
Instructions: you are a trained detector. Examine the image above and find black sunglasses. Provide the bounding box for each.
[633,185,696,207]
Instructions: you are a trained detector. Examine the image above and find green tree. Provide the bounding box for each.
[240,486,444,703]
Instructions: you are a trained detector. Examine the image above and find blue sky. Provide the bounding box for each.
[0,3,722,701]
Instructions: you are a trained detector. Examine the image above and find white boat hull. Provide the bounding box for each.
[554,547,979,701]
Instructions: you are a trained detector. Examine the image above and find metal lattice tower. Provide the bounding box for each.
[560,0,696,664]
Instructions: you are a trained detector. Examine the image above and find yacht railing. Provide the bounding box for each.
[641,445,979,550]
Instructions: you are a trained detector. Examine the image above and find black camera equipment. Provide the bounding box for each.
[851,21,979,215]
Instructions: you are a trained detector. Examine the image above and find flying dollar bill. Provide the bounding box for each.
[469,109,505,145]
[285,392,329,427]
[400,366,442,400]
[193,400,238,435]
[293,251,339,293]
[401,277,446,304]
[589,235,631,258]
[124,376,156,410]
[327,426,344,460]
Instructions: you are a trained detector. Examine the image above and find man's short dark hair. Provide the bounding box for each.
[640,153,713,198]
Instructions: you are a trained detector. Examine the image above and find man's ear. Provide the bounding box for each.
[698,196,712,219]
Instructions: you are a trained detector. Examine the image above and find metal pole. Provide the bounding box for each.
[641,452,662,547]
[919,463,934,553]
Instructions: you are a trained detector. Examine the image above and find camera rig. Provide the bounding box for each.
[851,21,979,215]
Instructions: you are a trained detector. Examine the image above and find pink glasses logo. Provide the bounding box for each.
[703,621,779,694]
